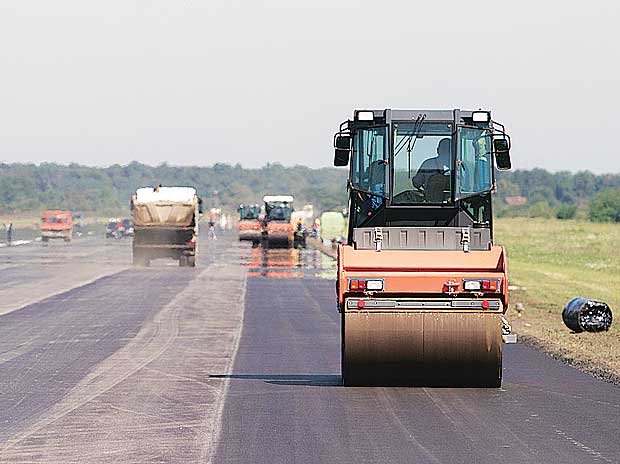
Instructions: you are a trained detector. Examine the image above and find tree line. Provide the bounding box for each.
[0,162,348,216]
[496,169,620,221]
[2,162,620,222]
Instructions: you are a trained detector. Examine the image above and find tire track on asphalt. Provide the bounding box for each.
[203,264,247,464]
[0,272,189,455]
[0,237,250,463]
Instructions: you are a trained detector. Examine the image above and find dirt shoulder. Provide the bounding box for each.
[506,288,620,385]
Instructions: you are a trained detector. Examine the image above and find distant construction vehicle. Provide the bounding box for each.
[319,211,347,246]
[262,195,294,247]
[40,210,73,243]
[131,186,201,267]
[333,109,512,386]
[237,204,262,244]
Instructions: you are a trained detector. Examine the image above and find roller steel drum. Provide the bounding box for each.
[342,308,502,387]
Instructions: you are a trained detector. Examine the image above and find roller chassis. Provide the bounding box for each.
[238,220,262,244]
[337,243,508,387]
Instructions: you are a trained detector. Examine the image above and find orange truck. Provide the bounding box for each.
[333,109,513,387]
[40,210,73,243]
[237,204,262,244]
[262,195,294,247]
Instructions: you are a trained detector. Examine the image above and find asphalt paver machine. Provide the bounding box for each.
[334,109,513,386]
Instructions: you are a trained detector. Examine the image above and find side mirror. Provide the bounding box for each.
[493,138,511,170]
[334,135,351,167]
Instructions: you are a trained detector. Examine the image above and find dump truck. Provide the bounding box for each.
[40,210,73,243]
[333,109,513,387]
[131,186,201,267]
[262,195,294,247]
[237,204,262,244]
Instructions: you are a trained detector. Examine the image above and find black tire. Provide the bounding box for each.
[187,255,196,267]
[179,255,188,267]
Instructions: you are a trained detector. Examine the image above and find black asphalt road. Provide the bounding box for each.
[214,271,620,464]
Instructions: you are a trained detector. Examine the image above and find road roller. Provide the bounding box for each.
[333,109,513,387]
[262,195,295,248]
[237,204,262,245]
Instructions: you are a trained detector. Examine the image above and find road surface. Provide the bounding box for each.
[1,234,619,463]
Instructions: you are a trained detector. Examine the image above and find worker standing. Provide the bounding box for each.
[312,218,320,238]
[5,222,13,246]
[208,209,218,240]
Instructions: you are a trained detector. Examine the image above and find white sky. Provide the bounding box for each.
[0,0,618,172]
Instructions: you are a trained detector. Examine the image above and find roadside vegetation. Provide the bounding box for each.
[0,162,348,216]
[496,218,620,382]
[4,163,620,224]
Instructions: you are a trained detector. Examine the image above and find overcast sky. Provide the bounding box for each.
[0,0,618,172]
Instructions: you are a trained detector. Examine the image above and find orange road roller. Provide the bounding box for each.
[237,204,262,244]
[262,195,295,248]
[333,109,513,387]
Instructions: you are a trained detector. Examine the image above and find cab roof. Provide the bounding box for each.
[263,195,294,203]
[351,109,490,124]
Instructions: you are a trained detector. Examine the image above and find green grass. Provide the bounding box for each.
[496,218,620,379]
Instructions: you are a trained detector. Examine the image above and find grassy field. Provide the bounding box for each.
[496,218,620,381]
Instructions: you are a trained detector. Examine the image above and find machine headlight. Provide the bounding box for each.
[464,280,482,291]
[356,111,374,121]
[366,280,384,291]
[472,111,490,122]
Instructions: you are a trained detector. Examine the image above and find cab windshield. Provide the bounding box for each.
[265,202,292,222]
[239,206,260,220]
[392,122,454,205]
[350,120,494,209]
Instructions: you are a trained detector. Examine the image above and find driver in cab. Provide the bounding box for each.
[412,138,451,189]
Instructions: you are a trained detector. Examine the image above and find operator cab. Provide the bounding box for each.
[334,109,511,250]
[263,195,294,223]
[238,204,260,221]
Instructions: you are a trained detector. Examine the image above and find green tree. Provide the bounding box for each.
[528,201,553,218]
[555,204,577,220]
[589,188,620,222]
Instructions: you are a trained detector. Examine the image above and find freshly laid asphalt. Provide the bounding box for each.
[214,268,620,464]
[1,235,620,463]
